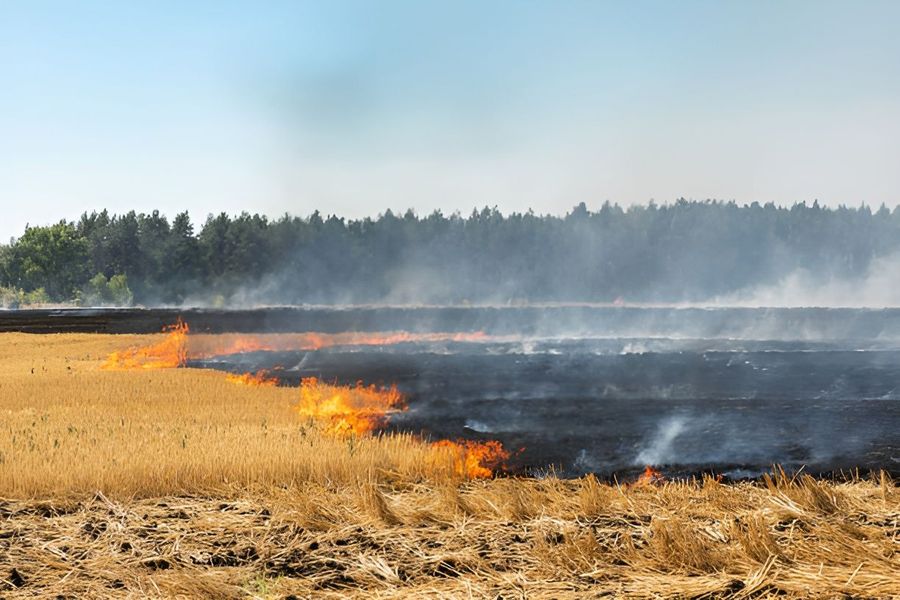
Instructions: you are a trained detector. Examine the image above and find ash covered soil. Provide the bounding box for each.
[199,340,900,478]
[5,305,900,336]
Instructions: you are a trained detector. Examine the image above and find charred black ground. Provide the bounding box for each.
[197,342,900,479]
[5,306,900,479]
[5,305,900,337]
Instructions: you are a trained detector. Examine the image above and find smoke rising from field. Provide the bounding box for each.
[7,203,900,478]
[635,416,688,465]
[187,251,900,312]
[718,252,900,308]
[628,406,893,476]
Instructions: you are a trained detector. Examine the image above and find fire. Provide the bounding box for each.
[432,439,511,479]
[295,377,405,436]
[635,465,665,485]
[188,330,490,358]
[102,322,491,370]
[101,319,189,370]
[224,370,278,387]
[291,378,511,478]
[101,322,513,478]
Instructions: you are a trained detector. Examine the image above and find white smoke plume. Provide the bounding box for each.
[717,252,900,308]
[635,416,688,465]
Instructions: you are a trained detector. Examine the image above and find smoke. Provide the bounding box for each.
[635,416,688,465]
[716,252,900,308]
[463,419,493,433]
[172,303,900,477]
[630,413,775,469]
[627,403,893,474]
[176,243,900,311]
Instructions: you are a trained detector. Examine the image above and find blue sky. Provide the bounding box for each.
[2,0,900,240]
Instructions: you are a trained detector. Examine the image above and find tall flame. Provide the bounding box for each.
[295,377,405,436]
[101,320,189,370]
[432,439,511,479]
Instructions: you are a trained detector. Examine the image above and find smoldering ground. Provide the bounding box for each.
[187,308,900,478]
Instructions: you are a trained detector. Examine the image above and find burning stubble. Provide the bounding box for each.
[102,324,490,371]
[2,331,899,598]
[431,439,511,479]
[101,318,190,370]
[224,369,280,387]
[100,321,513,479]
[95,315,900,479]
[295,377,405,436]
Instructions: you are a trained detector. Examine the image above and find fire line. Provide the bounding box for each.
[101,321,512,478]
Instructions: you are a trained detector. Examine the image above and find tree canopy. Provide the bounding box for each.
[1,200,898,306]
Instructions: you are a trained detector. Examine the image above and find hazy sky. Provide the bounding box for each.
[2,0,900,241]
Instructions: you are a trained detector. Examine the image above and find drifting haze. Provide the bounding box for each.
[4,201,900,307]
[719,252,900,308]
[3,1,900,241]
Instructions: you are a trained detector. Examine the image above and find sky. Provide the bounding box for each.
[2,0,900,241]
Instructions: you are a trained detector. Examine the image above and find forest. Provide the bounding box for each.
[1,199,898,307]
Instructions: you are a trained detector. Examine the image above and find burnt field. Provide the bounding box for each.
[2,308,899,598]
[5,306,900,478]
[197,340,900,479]
[5,304,900,337]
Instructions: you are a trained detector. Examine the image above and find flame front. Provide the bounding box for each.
[224,370,279,387]
[295,377,405,436]
[102,320,189,370]
[432,439,511,479]
[189,330,489,358]
[102,322,512,478]
[102,323,490,369]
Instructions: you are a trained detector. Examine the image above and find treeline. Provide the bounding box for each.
[1,200,899,307]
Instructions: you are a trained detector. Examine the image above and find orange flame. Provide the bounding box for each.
[432,439,511,479]
[295,377,405,436]
[101,322,515,479]
[101,320,189,370]
[188,330,489,358]
[635,465,665,486]
[224,370,279,387]
[102,322,491,370]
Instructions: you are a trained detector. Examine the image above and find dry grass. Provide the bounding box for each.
[0,333,898,598]
[0,333,457,496]
[2,475,897,598]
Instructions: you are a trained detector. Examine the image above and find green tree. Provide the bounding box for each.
[7,222,88,301]
[107,274,134,306]
[79,273,134,306]
[80,273,111,305]
[165,212,201,303]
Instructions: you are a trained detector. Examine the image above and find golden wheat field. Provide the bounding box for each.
[0,333,898,599]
